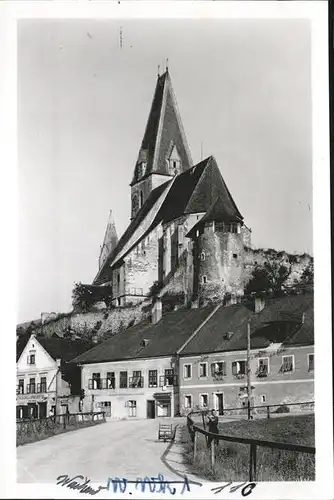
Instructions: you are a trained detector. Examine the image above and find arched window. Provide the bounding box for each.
[202,276,207,284]
[200,251,206,261]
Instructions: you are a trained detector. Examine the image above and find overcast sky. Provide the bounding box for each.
[18,18,312,323]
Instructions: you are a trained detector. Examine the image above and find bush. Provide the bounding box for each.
[274,404,290,414]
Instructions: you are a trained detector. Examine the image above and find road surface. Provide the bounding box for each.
[17,418,195,484]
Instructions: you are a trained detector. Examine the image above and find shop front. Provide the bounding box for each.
[16,392,53,419]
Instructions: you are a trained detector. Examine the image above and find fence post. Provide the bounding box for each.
[267,405,270,419]
[247,401,251,420]
[63,414,66,430]
[211,439,215,468]
[249,443,257,482]
[193,431,198,460]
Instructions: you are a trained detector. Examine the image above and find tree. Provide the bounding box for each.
[245,260,291,296]
[299,261,314,286]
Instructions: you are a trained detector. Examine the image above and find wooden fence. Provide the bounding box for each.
[186,409,315,481]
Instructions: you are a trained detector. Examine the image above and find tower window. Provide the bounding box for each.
[233,253,238,259]
[200,251,206,261]
[140,191,144,207]
[202,276,207,284]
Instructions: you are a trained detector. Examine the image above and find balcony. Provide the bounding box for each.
[159,375,178,387]
[25,383,47,394]
[256,367,268,378]
[233,373,246,380]
[129,376,144,388]
[88,378,116,390]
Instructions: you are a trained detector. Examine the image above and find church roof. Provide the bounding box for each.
[130,70,192,186]
[94,156,244,284]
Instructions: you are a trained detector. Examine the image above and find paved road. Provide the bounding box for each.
[17,418,194,484]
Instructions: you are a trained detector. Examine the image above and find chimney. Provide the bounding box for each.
[152,298,162,324]
[254,296,265,314]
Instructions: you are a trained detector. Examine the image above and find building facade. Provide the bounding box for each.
[16,334,91,419]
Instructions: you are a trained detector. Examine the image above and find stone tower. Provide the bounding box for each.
[186,159,248,303]
[130,69,192,219]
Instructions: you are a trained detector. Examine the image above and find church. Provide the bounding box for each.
[94,68,252,308]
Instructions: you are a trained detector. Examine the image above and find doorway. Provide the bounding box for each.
[38,402,47,419]
[214,393,224,415]
[147,400,156,419]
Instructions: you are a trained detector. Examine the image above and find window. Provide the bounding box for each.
[308,354,314,372]
[100,401,112,417]
[200,251,206,261]
[257,358,269,377]
[260,395,266,403]
[200,394,208,408]
[120,371,128,389]
[39,376,47,393]
[92,373,101,389]
[232,360,246,376]
[117,274,120,286]
[202,276,207,284]
[199,363,208,378]
[184,395,192,409]
[148,370,158,388]
[164,369,175,386]
[28,378,36,394]
[130,371,143,388]
[17,379,24,395]
[233,253,238,259]
[106,372,115,389]
[117,298,121,307]
[281,355,294,373]
[140,191,144,207]
[183,364,192,379]
[27,354,35,365]
[211,362,227,378]
[128,400,137,417]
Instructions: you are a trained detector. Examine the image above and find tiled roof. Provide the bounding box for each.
[180,294,314,356]
[71,307,216,364]
[16,333,31,362]
[37,337,94,363]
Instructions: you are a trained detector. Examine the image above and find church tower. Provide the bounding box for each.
[130,68,192,219]
[98,210,118,270]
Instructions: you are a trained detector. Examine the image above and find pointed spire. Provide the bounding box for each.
[157,65,160,77]
[98,210,118,270]
[130,67,192,187]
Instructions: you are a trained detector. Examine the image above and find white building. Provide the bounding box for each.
[16,334,91,419]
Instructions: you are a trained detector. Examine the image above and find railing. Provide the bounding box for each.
[88,378,115,390]
[159,375,178,387]
[129,376,144,388]
[22,383,48,394]
[186,407,315,481]
[17,412,106,446]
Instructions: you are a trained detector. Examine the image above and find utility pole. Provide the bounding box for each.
[247,320,252,420]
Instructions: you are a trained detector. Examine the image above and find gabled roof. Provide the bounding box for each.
[71,307,216,365]
[94,156,244,284]
[16,335,93,364]
[130,70,192,186]
[180,293,314,356]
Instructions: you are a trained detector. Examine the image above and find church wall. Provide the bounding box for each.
[124,226,162,298]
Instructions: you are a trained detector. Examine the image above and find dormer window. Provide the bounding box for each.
[167,144,182,176]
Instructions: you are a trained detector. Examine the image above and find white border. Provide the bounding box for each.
[0,1,331,500]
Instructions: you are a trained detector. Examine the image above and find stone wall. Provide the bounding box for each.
[244,247,313,287]
[33,301,152,340]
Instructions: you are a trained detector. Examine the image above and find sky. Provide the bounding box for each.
[18,18,312,323]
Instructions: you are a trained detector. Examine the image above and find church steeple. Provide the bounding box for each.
[99,210,118,270]
[130,69,192,219]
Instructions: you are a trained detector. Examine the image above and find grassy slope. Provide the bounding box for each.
[182,414,315,482]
